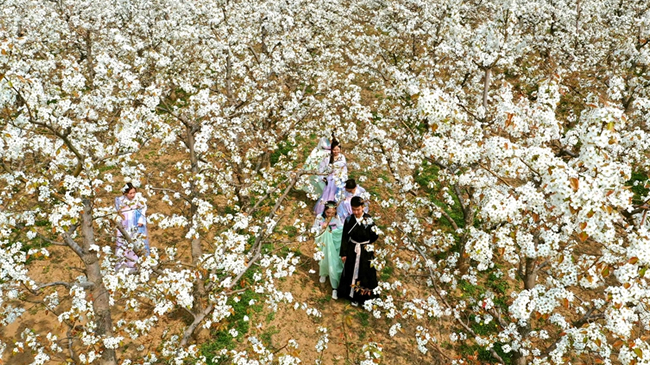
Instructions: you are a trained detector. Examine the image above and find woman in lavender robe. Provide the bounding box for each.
[314,136,347,215]
[115,183,149,271]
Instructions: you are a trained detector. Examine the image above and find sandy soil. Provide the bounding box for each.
[2,140,452,365]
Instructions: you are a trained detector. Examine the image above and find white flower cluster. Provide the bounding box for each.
[415,326,432,354]
[14,329,51,365]
[418,87,461,126]
[277,354,301,365]
[389,322,402,337]
[619,340,650,365]
[305,306,323,318]
[103,336,124,350]
[315,327,329,353]
[153,269,195,313]
[363,295,397,319]
[465,228,494,271]
[359,342,383,365]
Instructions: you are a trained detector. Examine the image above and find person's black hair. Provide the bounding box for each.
[321,200,337,218]
[123,182,136,195]
[345,179,357,190]
[350,196,364,208]
[329,131,340,164]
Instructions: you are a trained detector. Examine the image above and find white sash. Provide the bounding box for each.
[349,238,369,298]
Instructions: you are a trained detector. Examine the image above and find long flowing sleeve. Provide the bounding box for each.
[312,215,324,233]
[332,216,344,230]
[333,155,348,183]
[136,194,147,226]
[318,156,330,174]
[357,186,370,213]
[340,217,351,257]
[305,138,330,170]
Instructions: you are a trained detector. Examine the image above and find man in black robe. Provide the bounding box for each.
[337,196,379,306]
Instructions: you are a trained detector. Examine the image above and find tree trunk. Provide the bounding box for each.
[457,235,470,275]
[81,199,117,365]
[482,68,491,109]
[186,126,205,312]
[512,258,538,364]
[524,257,537,290]
[512,353,527,365]
[454,184,474,275]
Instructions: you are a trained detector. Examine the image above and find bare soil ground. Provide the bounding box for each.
[2,140,451,365]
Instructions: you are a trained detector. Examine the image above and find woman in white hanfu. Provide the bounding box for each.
[314,136,347,215]
[312,201,344,299]
[115,182,149,271]
[300,136,331,198]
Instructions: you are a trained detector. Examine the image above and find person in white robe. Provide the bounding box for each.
[337,179,369,220]
[115,182,149,271]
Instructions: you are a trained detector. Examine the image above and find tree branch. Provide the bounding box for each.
[223,170,305,290]
[401,229,505,364]
[179,304,215,347]
[482,67,492,108]
[36,281,94,290]
[62,224,84,257]
[541,307,602,357]
[434,205,460,232]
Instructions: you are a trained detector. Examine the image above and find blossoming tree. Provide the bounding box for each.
[1,0,650,364]
[342,0,650,364]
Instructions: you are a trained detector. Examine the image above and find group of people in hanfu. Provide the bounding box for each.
[111,134,382,309]
[305,134,379,306]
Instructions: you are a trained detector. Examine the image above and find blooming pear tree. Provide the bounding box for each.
[2,0,650,364]
[0,0,170,362]
[1,0,366,363]
[337,0,650,364]
[109,0,369,351]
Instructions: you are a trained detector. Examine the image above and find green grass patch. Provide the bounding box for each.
[380,265,393,281]
[98,164,117,172]
[626,170,649,205]
[265,311,275,323]
[270,134,310,167]
[487,271,510,311]
[9,227,51,265]
[224,205,239,215]
[270,140,294,165]
[200,268,262,364]
[458,342,513,364]
[355,311,370,327]
[469,314,498,336]
[456,268,514,364]
[283,225,298,238]
[458,279,478,297]
[414,160,440,193]
[414,161,465,230]
[259,326,280,351]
